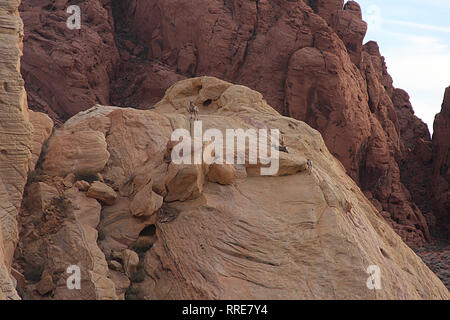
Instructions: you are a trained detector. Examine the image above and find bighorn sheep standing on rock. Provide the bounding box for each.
[188,101,199,121]
[307,159,313,174]
[272,135,289,153]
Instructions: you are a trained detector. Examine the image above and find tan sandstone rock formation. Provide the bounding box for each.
[17,77,447,300]
[16,184,117,300]
[0,0,33,300]
[42,130,110,177]
[87,181,118,206]
[139,77,448,299]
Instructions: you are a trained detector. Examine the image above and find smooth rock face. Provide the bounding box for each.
[165,163,208,202]
[129,182,163,218]
[138,77,447,299]
[17,0,440,245]
[42,130,110,177]
[432,87,450,237]
[87,181,117,206]
[207,164,236,185]
[0,0,33,300]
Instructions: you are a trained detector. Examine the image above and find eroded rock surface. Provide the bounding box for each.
[17,0,441,245]
[19,0,119,122]
[0,0,33,300]
[14,77,448,300]
[432,87,450,238]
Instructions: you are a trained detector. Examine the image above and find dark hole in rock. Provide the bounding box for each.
[380,248,391,259]
[134,225,157,255]
[203,99,212,106]
[139,224,156,237]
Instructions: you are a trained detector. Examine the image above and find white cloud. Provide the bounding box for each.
[384,19,450,34]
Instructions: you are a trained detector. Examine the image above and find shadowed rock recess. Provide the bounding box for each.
[0,0,447,300]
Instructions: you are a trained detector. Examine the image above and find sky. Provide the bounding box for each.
[357,0,450,133]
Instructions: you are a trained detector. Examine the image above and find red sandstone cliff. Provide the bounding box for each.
[18,0,445,245]
[432,87,450,237]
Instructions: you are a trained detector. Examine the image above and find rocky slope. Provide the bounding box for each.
[18,0,440,245]
[12,77,450,299]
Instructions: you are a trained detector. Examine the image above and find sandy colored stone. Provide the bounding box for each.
[25,182,59,215]
[42,130,110,177]
[65,187,102,229]
[63,173,76,188]
[98,197,154,256]
[36,270,54,296]
[16,184,117,300]
[132,76,448,299]
[12,75,450,300]
[74,180,90,192]
[207,164,236,185]
[130,182,163,218]
[0,206,20,300]
[122,249,139,278]
[108,270,130,300]
[29,110,53,172]
[165,163,207,202]
[0,0,33,300]
[87,181,117,206]
[108,260,123,272]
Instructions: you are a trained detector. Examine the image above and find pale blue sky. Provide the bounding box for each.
[357,0,450,133]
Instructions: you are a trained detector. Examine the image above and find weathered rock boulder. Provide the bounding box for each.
[129,182,163,218]
[207,164,236,185]
[42,130,110,177]
[165,163,208,202]
[87,181,117,206]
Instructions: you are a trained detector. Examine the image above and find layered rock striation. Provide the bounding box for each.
[0,0,33,300]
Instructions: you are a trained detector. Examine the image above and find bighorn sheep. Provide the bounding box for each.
[272,135,289,153]
[187,101,199,121]
[307,159,313,174]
